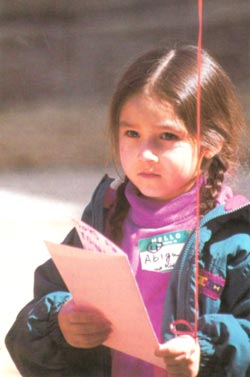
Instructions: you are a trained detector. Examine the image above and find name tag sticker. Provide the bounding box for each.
[138,230,189,273]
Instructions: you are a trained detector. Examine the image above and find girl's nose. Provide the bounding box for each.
[139,149,159,163]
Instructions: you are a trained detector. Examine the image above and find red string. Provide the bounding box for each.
[194,0,203,339]
[170,319,196,338]
[169,0,203,341]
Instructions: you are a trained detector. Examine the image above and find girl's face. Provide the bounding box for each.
[118,93,202,201]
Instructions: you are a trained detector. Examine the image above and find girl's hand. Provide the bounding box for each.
[155,335,200,377]
[58,299,112,348]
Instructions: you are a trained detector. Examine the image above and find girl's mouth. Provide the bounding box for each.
[138,172,160,178]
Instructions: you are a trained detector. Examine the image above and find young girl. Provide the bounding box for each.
[6,45,250,377]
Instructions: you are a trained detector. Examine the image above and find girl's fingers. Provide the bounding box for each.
[155,336,200,377]
[67,327,111,348]
[58,300,112,348]
[68,321,112,336]
[156,335,196,357]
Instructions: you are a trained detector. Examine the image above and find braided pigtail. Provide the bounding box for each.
[200,155,227,215]
[109,176,130,245]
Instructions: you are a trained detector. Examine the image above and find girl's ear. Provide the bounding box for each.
[203,149,216,160]
[202,143,223,160]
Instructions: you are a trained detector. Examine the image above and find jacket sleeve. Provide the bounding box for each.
[5,177,113,377]
[197,224,250,377]
[5,291,111,377]
[5,244,111,377]
[163,219,250,377]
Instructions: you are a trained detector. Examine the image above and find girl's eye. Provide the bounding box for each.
[160,132,179,141]
[125,130,139,138]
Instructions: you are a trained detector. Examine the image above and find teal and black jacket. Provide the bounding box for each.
[5,175,250,376]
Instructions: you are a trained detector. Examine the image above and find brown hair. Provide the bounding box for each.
[109,45,245,244]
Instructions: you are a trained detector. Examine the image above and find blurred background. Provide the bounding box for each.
[1,1,249,375]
